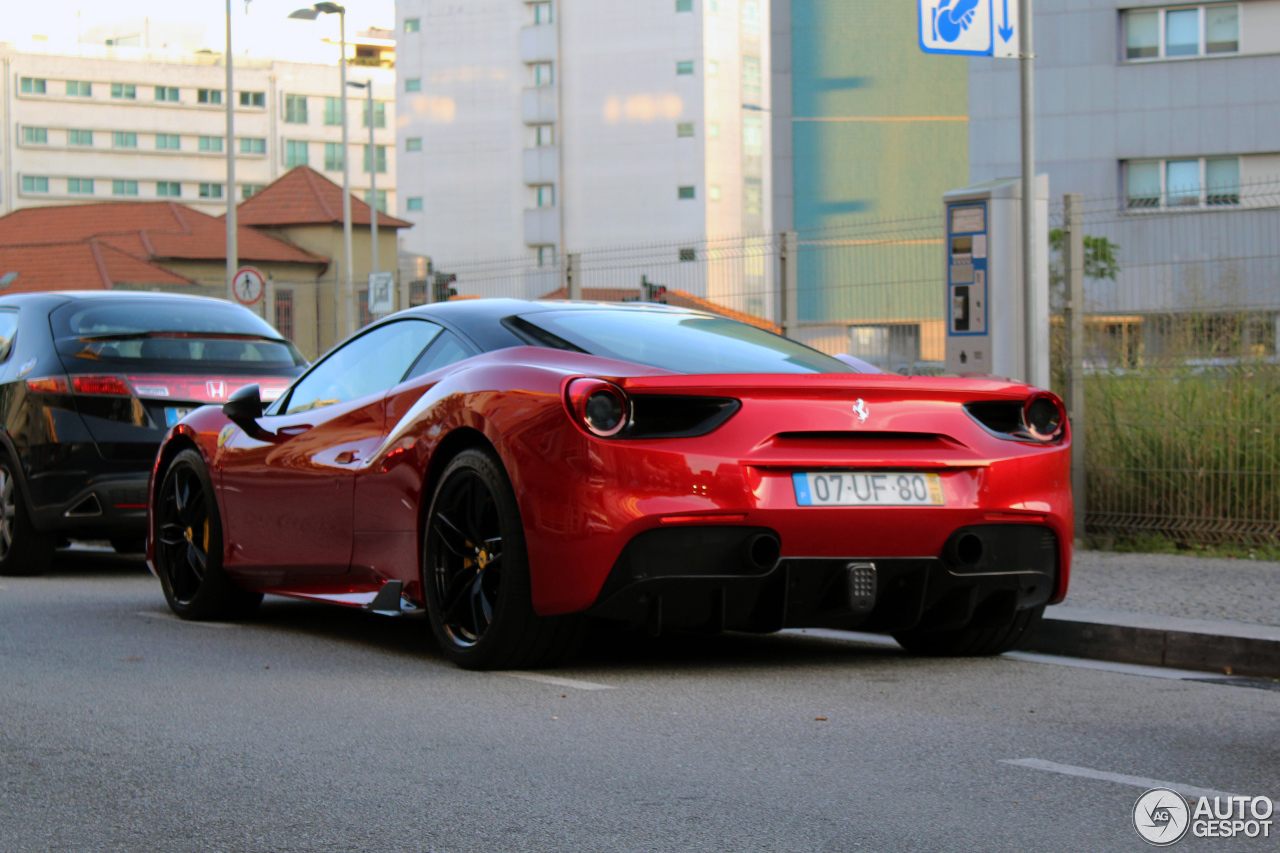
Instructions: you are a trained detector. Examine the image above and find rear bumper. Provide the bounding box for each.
[26,466,151,536]
[587,523,1058,634]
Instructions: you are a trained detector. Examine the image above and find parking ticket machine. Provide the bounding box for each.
[943,176,1049,388]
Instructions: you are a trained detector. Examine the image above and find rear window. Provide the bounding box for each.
[51,298,305,369]
[512,309,855,375]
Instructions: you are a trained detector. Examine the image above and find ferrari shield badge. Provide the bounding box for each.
[217,424,238,447]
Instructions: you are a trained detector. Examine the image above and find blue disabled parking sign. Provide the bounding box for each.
[919,0,1019,58]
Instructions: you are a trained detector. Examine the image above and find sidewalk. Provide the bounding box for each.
[1020,550,1280,678]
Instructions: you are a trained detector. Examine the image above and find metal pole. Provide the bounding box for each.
[1019,0,1036,386]
[565,253,580,300]
[779,231,798,338]
[1063,193,1086,547]
[368,83,378,276]
[225,0,237,301]
[339,10,355,337]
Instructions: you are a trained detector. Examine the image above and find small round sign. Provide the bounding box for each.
[232,266,265,306]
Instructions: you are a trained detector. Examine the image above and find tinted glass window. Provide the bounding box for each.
[53,298,282,337]
[515,309,853,374]
[404,330,472,381]
[284,320,442,414]
[0,311,16,361]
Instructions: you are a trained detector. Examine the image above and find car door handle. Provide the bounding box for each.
[335,450,360,464]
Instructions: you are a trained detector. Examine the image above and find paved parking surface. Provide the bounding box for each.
[1,552,1276,852]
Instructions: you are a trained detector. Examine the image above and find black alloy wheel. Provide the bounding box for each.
[0,458,55,577]
[422,447,582,670]
[156,449,261,620]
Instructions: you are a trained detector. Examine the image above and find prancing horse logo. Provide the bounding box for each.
[852,399,869,423]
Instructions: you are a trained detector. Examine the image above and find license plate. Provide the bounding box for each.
[792,472,944,507]
[164,407,193,427]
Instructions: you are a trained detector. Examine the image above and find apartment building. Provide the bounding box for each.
[0,38,397,218]
[395,0,771,308]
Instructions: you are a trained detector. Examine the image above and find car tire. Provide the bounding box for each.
[0,457,56,577]
[155,449,262,620]
[422,447,584,671]
[892,604,1044,656]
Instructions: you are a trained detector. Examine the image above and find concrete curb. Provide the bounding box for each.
[1021,606,1280,679]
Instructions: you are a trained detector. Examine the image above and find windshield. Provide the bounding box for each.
[513,309,855,374]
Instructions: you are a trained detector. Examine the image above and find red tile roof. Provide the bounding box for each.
[538,287,782,334]
[0,240,194,291]
[0,201,326,266]
[234,166,411,229]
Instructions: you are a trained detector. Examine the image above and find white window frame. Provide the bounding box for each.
[1123,156,1242,210]
[1123,3,1240,62]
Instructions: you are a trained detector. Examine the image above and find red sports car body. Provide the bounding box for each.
[147,299,1071,669]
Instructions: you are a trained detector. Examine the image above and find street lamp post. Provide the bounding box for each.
[225,0,237,303]
[289,2,354,340]
[347,80,377,279]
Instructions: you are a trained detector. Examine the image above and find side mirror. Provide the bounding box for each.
[222,383,264,427]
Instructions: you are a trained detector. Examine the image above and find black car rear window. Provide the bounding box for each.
[511,308,855,374]
[50,299,305,368]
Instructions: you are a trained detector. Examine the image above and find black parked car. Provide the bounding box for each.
[0,291,307,574]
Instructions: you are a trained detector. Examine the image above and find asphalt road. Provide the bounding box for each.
[2,551,1277,852]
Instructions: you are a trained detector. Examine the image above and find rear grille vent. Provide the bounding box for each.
[769,431,961,451]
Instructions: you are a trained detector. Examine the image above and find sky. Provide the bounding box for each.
[9,0,395,60]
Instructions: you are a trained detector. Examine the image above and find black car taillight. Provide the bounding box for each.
[965,392,1067,443]
[565,379,740,440]
[24,376,70,394]
[71,375,133,396]
[566,378,629,437]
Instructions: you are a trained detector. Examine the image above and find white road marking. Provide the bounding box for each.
[134,611,239,629]
[491,671,615,691]
[1003,651,1237,682]
[1002,758,1242,801]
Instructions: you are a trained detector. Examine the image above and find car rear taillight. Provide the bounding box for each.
[24,376,70,394]
[71,375,133,396]
[566,378,629,437]
[1023,392,1065,442]
[965,391,1067,443]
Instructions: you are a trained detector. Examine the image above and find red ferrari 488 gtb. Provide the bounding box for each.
[146,299,1071,669]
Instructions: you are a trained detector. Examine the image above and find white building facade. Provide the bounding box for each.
[395,0,771,306]
[1,40,397,217]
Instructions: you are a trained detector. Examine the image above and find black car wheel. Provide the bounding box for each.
[155,449,261,620]
[422,447,582,670]
[0,458,55,577]
[892,604,1044,656]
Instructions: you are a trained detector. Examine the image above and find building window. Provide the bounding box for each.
[275,289,294,340]
[67,178,94,195]
[406,137,423,152]
[239,137,266,154]
[404,17,420,31]
[678,247,696,261]
[534,124,555,146]
[69,129,94,146]
[531,63,554,85]
[405,78,422,92]
[534,185,555,208]
[676,122,695,138]
[198,135,224,152]
[407,197,424,211]
[325,97,343,126]
[155,86,179,102]
[742,55,762,103]
[1124,157,1240,208]
[708,184,721,201]
[744,178,763,215]
[284,93,308,123]
[363,100,386,129]
[199,183,223,199]
[676,60,695,75]
[1124,5,1238,60]
[156,133,180,150]
[111,83,136,99]
[156,181,181,198]
[197,88,222,104]
[363,144,388,173]
[20,77,47,94]
[530,2,552,24]
[363,189,388,212]
[22,127,48,144]
[241,184,266,199]
[113,180,138,196]
[324,142,344,171]
[708,121,720,139]
[239,91,266,107]
[677,0,693,10]
[677,185,696,200]
[536,245,557,267]
[113,131,138,148]
[66,80,92,97]
[743,113,763,156]
[22,176,49,193]
[285,140,309,168]
[742,0,761,32]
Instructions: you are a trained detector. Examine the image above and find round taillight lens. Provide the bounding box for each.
[1023,393,1065,441]
[567,379,629,437]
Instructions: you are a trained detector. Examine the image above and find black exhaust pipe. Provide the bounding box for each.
[954,531,984,567]
[741,532,782,573]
